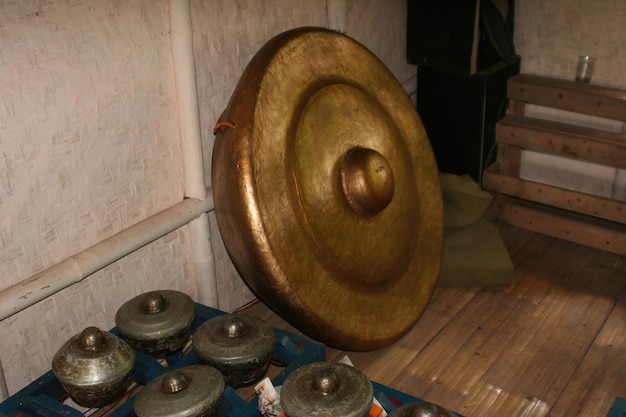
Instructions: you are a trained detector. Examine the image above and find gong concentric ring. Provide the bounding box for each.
[212,27,443,351]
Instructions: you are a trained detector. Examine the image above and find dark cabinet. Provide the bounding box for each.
[416,58,520,185]
[407,0,519,185]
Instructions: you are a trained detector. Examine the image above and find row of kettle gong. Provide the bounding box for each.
[51,289,457,417]
[51,290,274,412]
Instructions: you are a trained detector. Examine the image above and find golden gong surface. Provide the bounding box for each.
[212,27,443,351]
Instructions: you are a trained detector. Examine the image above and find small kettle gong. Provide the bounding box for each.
[387,402,458,417]
[280,362,373,417]
[192,313,275,387]
[134,365,225,417]
[115,290,196,357]
[51,326,135,408]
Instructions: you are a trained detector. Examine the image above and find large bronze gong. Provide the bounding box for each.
[212,27,443,351]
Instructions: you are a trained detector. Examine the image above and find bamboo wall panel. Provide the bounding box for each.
[0,0,190,394]
[514,0,626,90]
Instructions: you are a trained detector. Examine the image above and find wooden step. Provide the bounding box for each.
[508,74,626,121]
[483,163,626,224]
[489,194,626,256]
[496,115,626,169]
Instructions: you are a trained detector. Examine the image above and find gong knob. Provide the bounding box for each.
[221,315,245,338]
[140,292,167,314]
[341,147,394,216]
[310,368,340,397]
[79,326,107,351]
[161,370,189,394]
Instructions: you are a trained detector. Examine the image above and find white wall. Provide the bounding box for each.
[515,0,626,89]
[0,0,192,394]
[0,0,414,395]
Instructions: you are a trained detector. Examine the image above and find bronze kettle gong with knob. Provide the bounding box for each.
[280,362,373,417]
[212,27,443,351]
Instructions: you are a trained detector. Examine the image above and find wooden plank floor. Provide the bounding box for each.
[239,223,626,417]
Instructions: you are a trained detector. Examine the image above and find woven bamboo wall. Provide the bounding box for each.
[0,0,191,394]
[0,0,414,395]
[515,0,626,89]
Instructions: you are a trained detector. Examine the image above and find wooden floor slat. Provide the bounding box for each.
[240,223,626,417]
[549,286,626,417]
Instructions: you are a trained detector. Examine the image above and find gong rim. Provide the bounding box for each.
[212,27,443,351]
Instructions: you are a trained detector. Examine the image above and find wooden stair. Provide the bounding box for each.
[482,74,626,255]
